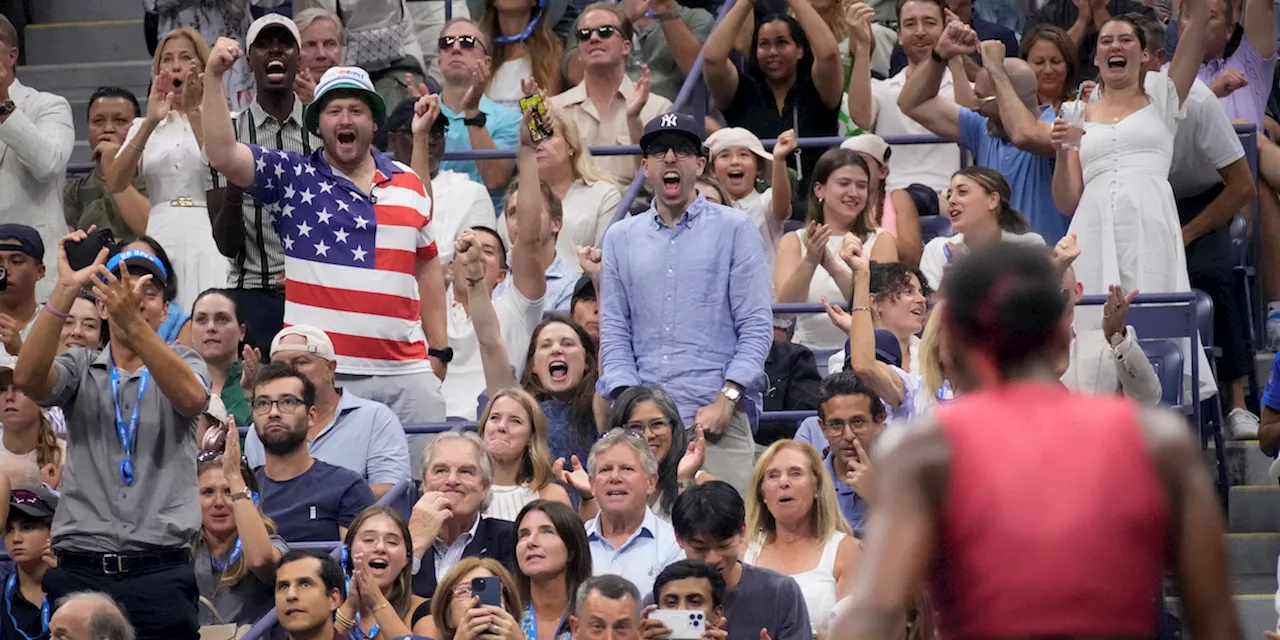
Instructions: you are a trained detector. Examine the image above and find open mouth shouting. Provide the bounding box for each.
[335,130,359,153]
[1106,55,1127,70]
[547,359,570,382]
[661,171,682,197]
[265,59,289,82]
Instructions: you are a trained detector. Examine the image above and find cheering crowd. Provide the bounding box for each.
[0,0,1273,633]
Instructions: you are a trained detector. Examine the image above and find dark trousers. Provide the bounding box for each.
[44,559,199,640]
[1177,184,1251,384]
[227,287,286,357]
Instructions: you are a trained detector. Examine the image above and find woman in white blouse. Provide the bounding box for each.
[478,387,573,521]
[103,27,227,313]
[776,147,897,351]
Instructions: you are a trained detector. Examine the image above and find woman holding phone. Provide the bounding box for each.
[425,557,525,640]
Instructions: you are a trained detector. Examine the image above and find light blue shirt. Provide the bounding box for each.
[493,253,578,314]
[440,96,521,210]
[586,506,685,596]
[957,105,1069,244]
[245,389,412,487]
[596,197,773,427]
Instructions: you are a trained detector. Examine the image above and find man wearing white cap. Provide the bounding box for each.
[209,15,323,357]
[243,325,412,498]
[702,127,795,269]
[202,38,452,441]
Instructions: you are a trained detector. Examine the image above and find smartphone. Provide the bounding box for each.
[650,609,706,640]
[471,576,502,608]
[518,93,554,142]
[65,229,117,271]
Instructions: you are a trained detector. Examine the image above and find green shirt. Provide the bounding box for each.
[63,168,147,241]
[221,361,252,426]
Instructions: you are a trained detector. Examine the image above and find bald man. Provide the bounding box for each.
[897,23,1070,243]
[50,592,136,640]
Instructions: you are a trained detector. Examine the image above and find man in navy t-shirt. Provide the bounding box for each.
[249,362,374,542]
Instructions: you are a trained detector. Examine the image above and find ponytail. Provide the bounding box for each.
[996,200,1032,234]
[34,414,61,471]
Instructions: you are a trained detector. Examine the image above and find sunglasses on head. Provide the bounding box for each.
[575,25,618,42]
[438,35,483,51]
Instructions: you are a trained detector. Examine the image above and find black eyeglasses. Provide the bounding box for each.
[646,142,698,160]
[439,35,484,51]
[575,25,618,42]
[251,395,306,415]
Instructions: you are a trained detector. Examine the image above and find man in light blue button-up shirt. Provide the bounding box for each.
[585,430,685,596]
[597,113,773,497]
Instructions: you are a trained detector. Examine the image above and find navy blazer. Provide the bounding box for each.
[412,516,517,599]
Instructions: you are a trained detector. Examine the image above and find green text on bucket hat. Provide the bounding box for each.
[303,66,387,137]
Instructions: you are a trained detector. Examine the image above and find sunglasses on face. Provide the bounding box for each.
[575,25,618,42]
[646,142,698,159]
[439,35,483,51]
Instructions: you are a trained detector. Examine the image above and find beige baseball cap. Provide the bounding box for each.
[841,134,891,166]
[270,325,337,361]
[704,127,771,162]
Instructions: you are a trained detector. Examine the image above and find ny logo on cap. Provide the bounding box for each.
[661,114,679,127]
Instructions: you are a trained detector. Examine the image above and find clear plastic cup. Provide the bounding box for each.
[1059,100,1085,151]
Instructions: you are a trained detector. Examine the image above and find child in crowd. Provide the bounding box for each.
[703,127,798,270]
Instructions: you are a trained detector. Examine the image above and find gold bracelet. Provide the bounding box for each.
[371,601,392,614]
[851,306,871,313]
[334,610,355,629]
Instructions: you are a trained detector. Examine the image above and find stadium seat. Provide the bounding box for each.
[919,215,955,245]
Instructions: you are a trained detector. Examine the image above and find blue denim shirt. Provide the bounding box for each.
[596,197,773,426]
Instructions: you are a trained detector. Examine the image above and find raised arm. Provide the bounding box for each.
[458,231,519,395]
[771,130,796,222]
[409,93,451,381]
[981,41,1055,157]
[898,21,976,143]
[104,81,170,195]
[788,0,844,109]
[202,38,259,189]
[1167,0,1208,106]
[511,104,548,303]
[846,3,878,131]
[1050,119,1083,215]
[842,238,905,406]
[222,434,281,582]
[462,62,516,191]
[1243,0,1277,59]
[94,140,153,235]
[703,0,752,112]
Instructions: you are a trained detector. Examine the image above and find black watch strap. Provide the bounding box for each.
[930,49,948,64]
[428,347,454,363]
[463,113,487,128]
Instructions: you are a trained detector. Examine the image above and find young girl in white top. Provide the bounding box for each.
[703,127,796,270]
[776,148,898,350]
[479,388,573,522]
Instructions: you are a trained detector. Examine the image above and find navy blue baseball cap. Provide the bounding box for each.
[639,112,705,154]
[0,224,44,261]
[842,329,904,370]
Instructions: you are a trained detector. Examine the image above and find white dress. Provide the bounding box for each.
[483,483,541,522]
[791,228,882,351]
[1069,73,1214,389]
[122,114,227,313]
[146,0,280,112]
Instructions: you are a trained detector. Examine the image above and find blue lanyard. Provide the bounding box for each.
[493,0,546,44]
[349,612,379,640]
[5,574,49,640]
[522,602,565,640]
[107,366,150,485]
[210,538,242,574]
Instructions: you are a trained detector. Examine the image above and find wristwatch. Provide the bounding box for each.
[930,49,949,64]
[463,113,487,128]
[719,384,742,403]
[1107,329,1127,348]
[0,100,15,117]
[230,488,253,502]
[429,347,455,363]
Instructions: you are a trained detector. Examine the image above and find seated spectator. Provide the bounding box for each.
[916,299,956,412]
[563,0,713,103]
[0,356,65,482]
[47,592,134,640]
[274,549,347,640]
[811,371,886,533]
[0,224,46,359]
[569,575,643,640]
[0,486,56,640]
[1058,268,1161,404]
[570,275,600,343]
[104,28,227,314]
[56,291,103,354]
[552,3,672,181]
[505,114,622,269]
[64,88,149,242]
[496,180,582,314]
[839,135,925,266]
[475,0,566,103]
[703,127,793,268]
[409,431,517,598]
[195,437,286,626]
[293,9,343,100]
[249,362,375,542]
[478,388,574,520]
[743,440,858,638]
[1024,0,1154,81]
[704,0,843,185]
[889,0,1020,79]
[180,289,252,426]
[435,19,520,203]
[759,318,822,446]
[583,428,685,595]
[336,506,434,637]
[696,175,733,206]
[1020,25,1078,111]
[458,232,601,467]
[777,149,898,352]
[425,557,525,640]
[825,261,930,378]
[123,236,189,344]
[567,385,711,521]
[513,499,592,640]
[899,29,1068,243]
[16,235,211,638]
[671,481,813,640]
[919,167,1046,289]
[646,560,728,639]
[246,326,413,497]
[848,0,967,194]
[292,0,427,107]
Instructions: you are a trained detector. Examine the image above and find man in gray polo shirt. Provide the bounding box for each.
[13,231,210,640]
[243,324,412,497]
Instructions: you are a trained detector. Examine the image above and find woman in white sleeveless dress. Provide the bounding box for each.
[478,388,572,522]
[744,440,860,639]
[776,148,898,351]
[103,28,226,313]
[1050,3,1213,389]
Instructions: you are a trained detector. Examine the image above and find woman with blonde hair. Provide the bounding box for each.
[479,388,573,521]
[0,363,64,487]
[475,0,565,103]
[915,299,955,415]
[102,27,227,313]
[745,439,860,640]
[425,557,525,640]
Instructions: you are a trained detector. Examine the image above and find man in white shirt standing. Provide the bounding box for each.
[0,16,74,302]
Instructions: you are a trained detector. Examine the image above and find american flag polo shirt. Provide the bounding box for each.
[245,144,438,376]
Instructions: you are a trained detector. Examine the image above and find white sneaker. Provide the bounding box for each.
[1227,407,1261,440]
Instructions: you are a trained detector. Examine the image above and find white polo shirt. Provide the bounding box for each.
[871,67,963,193]
[1167,78,1246,200]
[431,170,498,265]
[441,285,545,418]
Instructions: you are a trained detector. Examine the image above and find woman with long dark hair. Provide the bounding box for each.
[512,500,590,640]
[336,506,434,637]
[478,388,573,521]
[179,289,251,425]
[703,0,844,184]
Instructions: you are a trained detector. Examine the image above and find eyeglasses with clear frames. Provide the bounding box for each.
[625,418,671,439]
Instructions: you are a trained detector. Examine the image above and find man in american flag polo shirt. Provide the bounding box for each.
[200,37,450,471]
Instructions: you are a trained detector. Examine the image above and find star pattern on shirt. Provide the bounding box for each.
[297,220,312,237]
[352,246,368,262]
[334,228,350,244]
[316,208,332,225]
[314,240,330,257]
